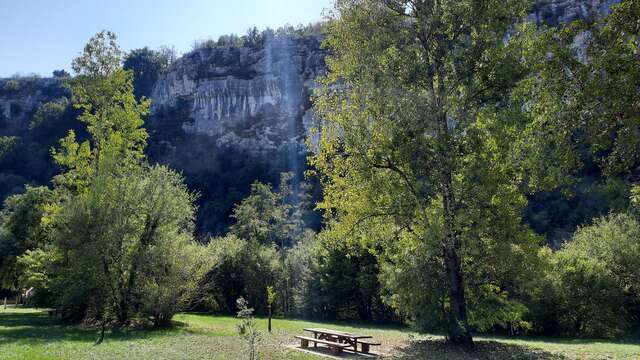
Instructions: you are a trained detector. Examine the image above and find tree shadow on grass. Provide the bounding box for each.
[0,309,188,346]
[391,338,568,360]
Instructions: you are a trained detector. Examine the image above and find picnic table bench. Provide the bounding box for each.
[294,335,351,355]
[296,327,381,354]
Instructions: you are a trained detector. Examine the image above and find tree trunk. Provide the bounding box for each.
[441,172,473,347]
[117,296,128,324]
[435,104,473,346]
[96,317,106,344]
[443,183,473,346]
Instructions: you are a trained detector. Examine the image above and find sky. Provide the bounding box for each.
[0,0,333,77]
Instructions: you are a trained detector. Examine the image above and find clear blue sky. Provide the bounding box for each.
[0,0,333,77]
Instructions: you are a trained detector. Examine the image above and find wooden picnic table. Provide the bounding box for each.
[303,328,372,353]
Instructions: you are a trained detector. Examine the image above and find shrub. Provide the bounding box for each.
[533,213,640,338]
[236,297,261,360]
[200,235,279,314]
[50,165,203,324]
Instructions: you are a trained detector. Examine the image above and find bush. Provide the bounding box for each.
[546,250,627,338]
[199,235,279,314]
[49,165,203,324]
[532,213,640,338]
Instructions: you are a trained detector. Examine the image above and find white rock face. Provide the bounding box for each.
[150,36,325,153]
[529,0,621,25]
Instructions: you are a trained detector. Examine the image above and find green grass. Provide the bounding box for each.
[0,307,638,359]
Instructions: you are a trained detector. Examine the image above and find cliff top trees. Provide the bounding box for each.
[312,0,537,345]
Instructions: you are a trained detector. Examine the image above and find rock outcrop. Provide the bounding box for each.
[0,78,66,133]
[529,0,621,26]
[150,35,325,153]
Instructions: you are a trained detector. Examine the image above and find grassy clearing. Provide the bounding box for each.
[0,307,638,359]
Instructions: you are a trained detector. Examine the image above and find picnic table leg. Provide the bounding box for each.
[362,343,370,354]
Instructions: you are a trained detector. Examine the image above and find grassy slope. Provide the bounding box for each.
[0,307,638,360]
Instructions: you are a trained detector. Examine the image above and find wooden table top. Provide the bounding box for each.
[303,328,373,339]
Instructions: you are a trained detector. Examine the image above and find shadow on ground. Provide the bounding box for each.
[391,338,567,360]
[0,309,186,346]
[286,345,380,359]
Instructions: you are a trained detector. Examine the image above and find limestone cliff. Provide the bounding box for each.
[150,35,325,153]
[529,0,621,25]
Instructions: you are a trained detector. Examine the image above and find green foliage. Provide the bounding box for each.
[530,213,640,338]
[0,31,207,329]
[302,232,394,322]
[266,286,275,307]
[190,23,324,51]
[0,186,56,290]
[546,250,627,338]
[229,173,303,247]
[53,30,149,193]
[0,136,19,161]
[52,69,71,79]
[49,164,201,323]
[123,47,174,99]
[569,213,640,297]
[199,235,279,314]
[29,99,69,132]
[514,0,640,183]
[312,0,538,343]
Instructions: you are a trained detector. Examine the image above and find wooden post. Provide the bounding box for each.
[268,304,272,333]
[3,297,6,310]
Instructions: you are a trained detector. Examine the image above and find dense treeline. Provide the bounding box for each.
[190,23,324,50]
[0,0,638,347]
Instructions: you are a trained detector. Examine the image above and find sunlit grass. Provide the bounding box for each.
[1,307,638,359]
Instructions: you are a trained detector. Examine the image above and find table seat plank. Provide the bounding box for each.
[294,335,350,355]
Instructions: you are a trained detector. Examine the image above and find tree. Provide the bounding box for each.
[123,47,166,99]
[543,225,631,338]
[52,69,71,78]
[312,0,535,345]
[51,165,199,322]
[199,235,279,314]
[53,30,149,194]
[229,173,304,248]
[236,297,262,360]
[26,31,205,328]
[0,186,55,291]
[568,213,640,310]
[514,0,640,188]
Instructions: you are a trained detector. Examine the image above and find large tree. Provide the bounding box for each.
[312,0,536,345]
[514,0,640,187]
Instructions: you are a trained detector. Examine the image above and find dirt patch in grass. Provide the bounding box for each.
[391,338,567,360]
